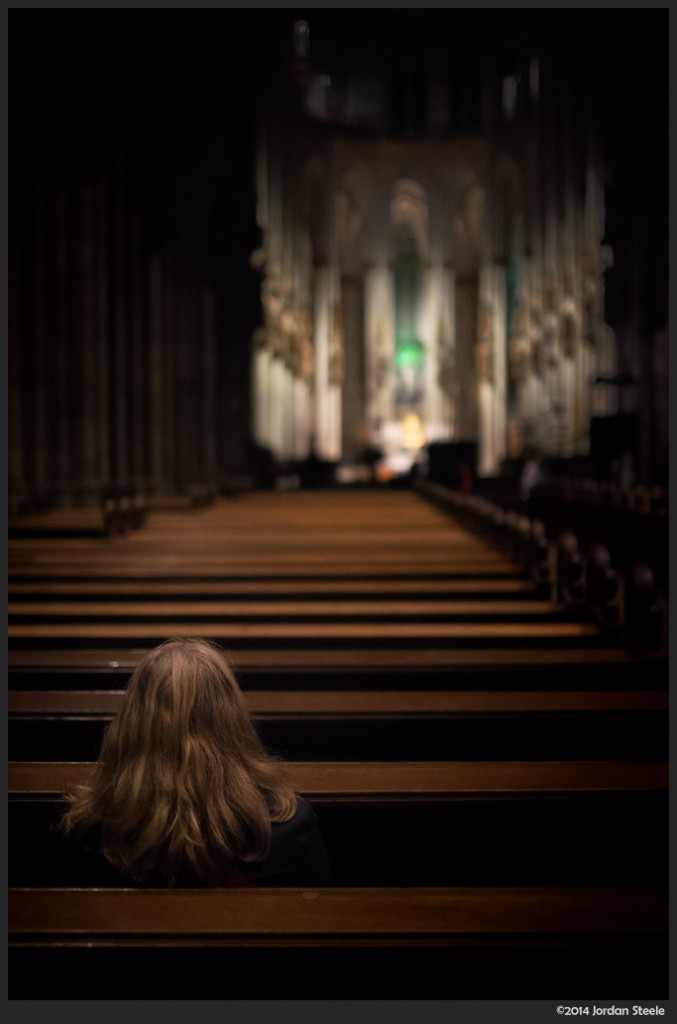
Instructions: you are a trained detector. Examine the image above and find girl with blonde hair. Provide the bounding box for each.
[61,637,331,886]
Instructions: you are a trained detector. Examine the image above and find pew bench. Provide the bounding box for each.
[11,758,668,797]
[8,577,538,597]
[8,886,668,998]
[8,688,669,761]
[8,644,669,691]
[8,618,603,647]
[9,760,668,888]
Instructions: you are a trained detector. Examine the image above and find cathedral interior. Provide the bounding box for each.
[10,9,669,503]
[7,8,670,1005]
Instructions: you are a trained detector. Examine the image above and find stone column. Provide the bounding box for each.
[253,335,273,453]
[476,262,507,476]
[8,178,25,505]
[453,275,479,443]
[293,376,311,460]
[419,260,454,441]
[31,149,48,495]
[78,185,99,501]
[54,156,72,499]
[269,355,286,460]
[175,275,202,490]
[340,274,365,461]
[280,360,295,461]
[364,262,395,444]
[313,262,337,459]
[201,284,218,485]
[111,160,130,488]
[95,175,111,492]
[147,255,164,492]
[129,212,147,490]
[161,252,178,490]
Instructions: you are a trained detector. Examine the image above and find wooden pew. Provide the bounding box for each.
[9,760,668,888]
[9,596,565,622]
[8,688,669,761]
[9,490,664,663]
[8,643,669,691]
[7,493,669,997]
[8,577,538,597]
[417,478,668,649]
[8,619,603,647]
[9,886,668,998]
[14,759,666,796]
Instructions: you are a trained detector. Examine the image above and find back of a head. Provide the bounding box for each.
[62,638,296,884]
[115,637,259,768]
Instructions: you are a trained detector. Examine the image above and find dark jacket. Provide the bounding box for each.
[241,795,331,886]
[67,795,332,888]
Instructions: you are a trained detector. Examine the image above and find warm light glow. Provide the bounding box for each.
[401,412,425,450]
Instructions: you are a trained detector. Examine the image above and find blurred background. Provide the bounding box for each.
[9,9,669,509]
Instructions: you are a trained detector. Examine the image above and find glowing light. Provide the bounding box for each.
[401,412,425,450]
[395,339,424,368]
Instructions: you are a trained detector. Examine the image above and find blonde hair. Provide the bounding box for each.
[61,637,297,884]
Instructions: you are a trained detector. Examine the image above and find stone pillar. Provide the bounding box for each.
[8,178,25,505]
[313,262,341,459]
[253,337,273,453]
[439,267,457,440]
[269,355,286,460]
[129,212,147,490]
[364,262,395,443]
[476,262,507,476]
[419,261,454,441]
[453,275,479,443]
[201,284,218,484]
[95,176,111,492]
[175,276,202,490]
[280,361,295,461]
[293,376,311,460]
[147,255,165,492]
[161,252,178,489]
[55,157,72,498]
[31,151,48,495]
[78,185,99,501]
[340,274,365,461]
[111,161,130,488]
